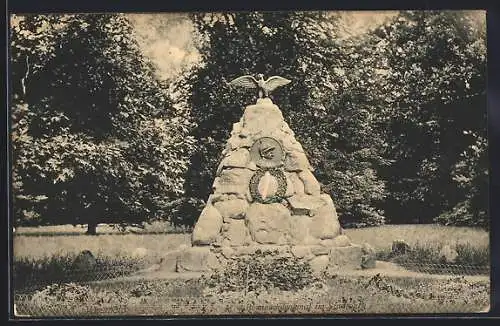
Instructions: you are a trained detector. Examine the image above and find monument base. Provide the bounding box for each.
[159,235,376,275]
[175,98,377,277]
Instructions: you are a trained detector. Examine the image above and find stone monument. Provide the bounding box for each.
[160,74,375,275]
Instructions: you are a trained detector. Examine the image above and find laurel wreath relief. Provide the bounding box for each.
[249,168,287,204]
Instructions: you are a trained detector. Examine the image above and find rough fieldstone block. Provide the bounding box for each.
[222,219,249,246]
[291,245,312,259]
[231,121,242,135]
[210,193,230,204]
[288,215,311,244]
[361,255,376,269]
[246,203,291,244]
[332,235,352,247]
[221,247,235,259]
[192,205,223,245]
[286,172,305,195]
[177,246,212,272]
[328,245,363,270]
[309,213,341,240]
[233,246,255,256]
[310,197,341,240]
[310,255,330,275]
[284,173,295,197]
[214,198,248,220]
[247,161,258,171]
[242,99,284,136]
[213,168,254,195]
[319,239,335,247]
[287,194,324,216]
[220,148,250,169]
[227,135,254,149]
[284,151,311,172]
[311,245,330,256]
[281,134,304,153]
[361,243,377,269]
[159,250,181,272]
[298,170,321,196]
[280,121,296,136]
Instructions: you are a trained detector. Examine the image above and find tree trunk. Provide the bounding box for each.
[86,222,97,235]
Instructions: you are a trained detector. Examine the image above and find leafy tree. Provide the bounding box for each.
[178,11,387,227]
[11,14,194,233]
[373,11,487,227]
[317,33,390,226]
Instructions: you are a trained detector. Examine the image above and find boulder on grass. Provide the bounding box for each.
[392,239,411,255]
[361,243,376,269]
[439,244,458,263]
[72,250,97,271]
[192,205,223,245]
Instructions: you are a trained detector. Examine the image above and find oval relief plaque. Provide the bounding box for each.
[249,168,287,204]
[249,137,284,169]
[257,171,279,200]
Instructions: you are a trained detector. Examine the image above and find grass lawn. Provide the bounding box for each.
[12,223,491,317]
[345,224,489,251]
[13,233,191,262]
[14,220,191,236]
[13,223,489,260]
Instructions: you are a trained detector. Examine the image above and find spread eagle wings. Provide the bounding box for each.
[228,75,258,89]
[264,76,291,92]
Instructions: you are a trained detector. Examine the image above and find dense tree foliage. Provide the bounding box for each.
[177,12,388,227]
[372,11,488,227]
[179,10,487,228]
[10,10,488,231]
[11,14,194,233]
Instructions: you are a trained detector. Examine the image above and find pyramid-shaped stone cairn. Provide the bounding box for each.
[162,98,375,274]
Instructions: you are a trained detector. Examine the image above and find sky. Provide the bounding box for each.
[11,10,485,82]
[127,11,400,81]
[127,13,200,80]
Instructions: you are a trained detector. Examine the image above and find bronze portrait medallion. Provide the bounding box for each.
[249,137,284,169]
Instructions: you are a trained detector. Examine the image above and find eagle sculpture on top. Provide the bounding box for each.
[228,73,291,98]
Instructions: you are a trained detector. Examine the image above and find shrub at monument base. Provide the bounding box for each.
[204,249,318,292]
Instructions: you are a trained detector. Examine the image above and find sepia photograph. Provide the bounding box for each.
[9,10,490,317]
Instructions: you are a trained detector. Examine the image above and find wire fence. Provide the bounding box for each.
[391,262,490,275]
[13,265,141,294]
[11,259,491,318]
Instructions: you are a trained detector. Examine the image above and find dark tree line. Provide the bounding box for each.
[180,10,487,228]
[10,11,488,232]
[375,11,487,227]
[11,14,195,233]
